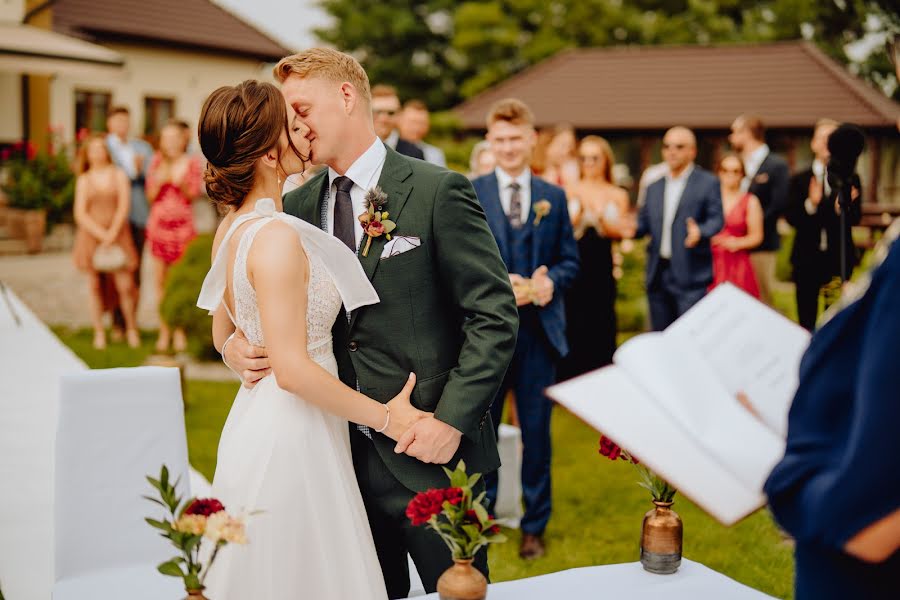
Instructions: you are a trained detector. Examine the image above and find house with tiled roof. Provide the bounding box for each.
[455,41,900,207]
[8,0,294,149]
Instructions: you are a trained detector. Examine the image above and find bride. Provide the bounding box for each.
[195,80,428,599]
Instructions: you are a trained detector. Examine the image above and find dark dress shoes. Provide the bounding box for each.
[519,533,545,560]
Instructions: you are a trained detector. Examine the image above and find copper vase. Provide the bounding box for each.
[640,500,682,574]
[184,588,209,600]
[437,558,487,600]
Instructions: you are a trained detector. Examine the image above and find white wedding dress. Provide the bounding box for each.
[197,198,387,600]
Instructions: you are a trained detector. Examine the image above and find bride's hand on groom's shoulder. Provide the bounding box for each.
[385,373,431,441]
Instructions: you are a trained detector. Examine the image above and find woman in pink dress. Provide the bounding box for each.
[710,153,763,297]
[145,120,202,352]
[72,134,141,349]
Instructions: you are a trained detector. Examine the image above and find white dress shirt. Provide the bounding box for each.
[741,144,770,192]
[495,167,532,221]
[106,133,137,179]
[660,164,694,259]
[420,141,447,167]
[809,159,831,251]
[326,138,387,248]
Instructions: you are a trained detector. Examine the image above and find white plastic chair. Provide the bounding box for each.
[53,367,191,599]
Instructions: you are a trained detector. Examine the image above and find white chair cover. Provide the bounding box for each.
[197,197,379,314]
[53,367,192,598]
[495,424,524,528]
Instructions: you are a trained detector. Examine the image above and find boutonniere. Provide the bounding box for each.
[533,200,552,226]
[358,186,396,257]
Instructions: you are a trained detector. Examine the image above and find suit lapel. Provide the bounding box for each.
[295,172,327,228]
[480,173,510,265]
[350,148,413,330]
[672,169,699,225]
[530,176,544,270]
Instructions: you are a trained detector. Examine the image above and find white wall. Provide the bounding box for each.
[0,0,24,23]
[50,43,273,142]
[0,72,22,142]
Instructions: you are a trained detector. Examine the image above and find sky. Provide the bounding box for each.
[214,0,331,52]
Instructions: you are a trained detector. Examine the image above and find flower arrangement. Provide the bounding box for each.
[599,435,676,503]
[358,185,396,256]
[0,129,75,223]
[144,465,248,592]
[406,461,507,560]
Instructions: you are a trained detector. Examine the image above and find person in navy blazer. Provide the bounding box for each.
[764,220,900,599]
[633,127,723,330]
[472,99,579,559]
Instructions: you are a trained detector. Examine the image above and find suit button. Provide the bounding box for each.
[348,341,359,352]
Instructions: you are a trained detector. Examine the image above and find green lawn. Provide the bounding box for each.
[55,327,794,599]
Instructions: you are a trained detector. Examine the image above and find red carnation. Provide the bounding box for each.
[598,435,622,461]
[406,487,464,526]
[184,497,225,517]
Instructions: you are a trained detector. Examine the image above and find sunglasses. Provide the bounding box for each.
[662,143,687,151]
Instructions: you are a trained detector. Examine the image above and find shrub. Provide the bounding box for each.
[159,234,217,360]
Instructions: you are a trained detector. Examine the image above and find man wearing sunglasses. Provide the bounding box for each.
[630,126,723,330]
[371,84,425,161]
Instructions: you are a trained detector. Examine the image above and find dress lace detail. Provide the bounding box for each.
[231,218,342,362]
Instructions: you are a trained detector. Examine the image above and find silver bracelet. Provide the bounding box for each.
[375,404,391,434]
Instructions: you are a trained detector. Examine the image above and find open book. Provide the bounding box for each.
[546,284,811,525]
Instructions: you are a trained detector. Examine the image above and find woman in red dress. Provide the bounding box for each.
[145,120,202,352]
[710,153,764,297]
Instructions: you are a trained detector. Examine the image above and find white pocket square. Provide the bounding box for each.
[380,235,421,259]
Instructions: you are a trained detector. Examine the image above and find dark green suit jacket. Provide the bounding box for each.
[283,148,518,491]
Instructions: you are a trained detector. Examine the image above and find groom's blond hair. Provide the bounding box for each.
[274,48,371,103]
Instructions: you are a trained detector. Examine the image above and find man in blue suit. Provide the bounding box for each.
[634,126,723,331]
[473,99,579,559]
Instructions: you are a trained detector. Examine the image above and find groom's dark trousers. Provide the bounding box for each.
[284,147,518,599]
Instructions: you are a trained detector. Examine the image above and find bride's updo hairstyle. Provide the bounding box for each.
[199,80,303,209]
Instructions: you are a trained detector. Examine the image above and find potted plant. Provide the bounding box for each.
[406,461,507,600]
[599,435,682,574]
[0,135,75,253]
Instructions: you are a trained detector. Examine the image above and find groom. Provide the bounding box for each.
[224,48,518,598]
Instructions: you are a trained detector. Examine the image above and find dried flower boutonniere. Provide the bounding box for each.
[358,186,396,257]
[533,199,552,226]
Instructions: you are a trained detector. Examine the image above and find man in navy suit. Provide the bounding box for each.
[633,126,723,331]
[472,99,579,559]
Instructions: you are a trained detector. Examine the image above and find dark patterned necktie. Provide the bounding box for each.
[508,182,522,227]
[333,176,356,252]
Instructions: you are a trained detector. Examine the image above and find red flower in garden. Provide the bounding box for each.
[184,497,225,517]
[599,435,622,461]
[406,487,464,526]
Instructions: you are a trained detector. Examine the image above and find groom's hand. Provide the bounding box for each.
[394,417,462,464]
[223,330,271,389]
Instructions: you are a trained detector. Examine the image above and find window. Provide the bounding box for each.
[144,96,175,140]
[74,90,112,136]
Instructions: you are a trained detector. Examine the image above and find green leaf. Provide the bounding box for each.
[467,473,481,487]
[381,220,397,234]
[488,533,508,544]
[143,495,167,508]
[160,465,170,489]
[184,535,203,555]
[145,518,171,532]
[472,502,489,523]
[157,559,185,578]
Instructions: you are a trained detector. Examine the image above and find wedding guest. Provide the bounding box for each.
[72,134,140,349]
[764,219,900,599]
[371,84,425,160]
[630,126,723,331]
[784,119,861,331]
[145,120,202,352]
[542,124,580,188]
[529,127,554,177]
[473,98,579,559]
[398,99,446,167]
[467,140,495,179]
[728,114,789,305]
[105,106,153,337]
[558,136,629,380]
[709,153,763,297]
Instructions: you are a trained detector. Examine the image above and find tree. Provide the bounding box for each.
[315,0,900,110]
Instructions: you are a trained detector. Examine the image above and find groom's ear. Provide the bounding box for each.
[340,82,357,115]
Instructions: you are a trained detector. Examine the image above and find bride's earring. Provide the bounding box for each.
[275,163,281,194]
